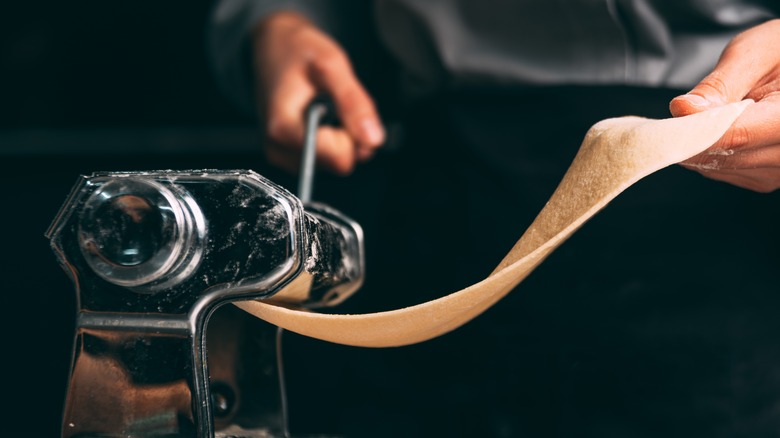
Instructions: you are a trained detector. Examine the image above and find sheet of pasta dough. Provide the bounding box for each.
[235,100,752,348]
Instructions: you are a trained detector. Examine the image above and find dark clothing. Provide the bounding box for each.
[207,2,780,437]
[208,0,778,112]
[274,87,780,438]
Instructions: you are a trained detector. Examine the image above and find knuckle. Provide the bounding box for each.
[719,123,752,149]
[339,94,374,124]
[338,87,365,105]
[310,50,350,78]
[698,71,730,99]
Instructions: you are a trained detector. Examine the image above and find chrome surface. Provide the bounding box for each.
[46,169,365,437]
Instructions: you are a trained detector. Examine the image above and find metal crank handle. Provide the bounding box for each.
[298,97,335,203]
[298,95,401,202]
[46,168,364,437]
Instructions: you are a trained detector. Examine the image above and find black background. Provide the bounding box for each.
[0,2,396,436]
[1,1,257,435]
[1,0,246,128]
[3,2,780,437]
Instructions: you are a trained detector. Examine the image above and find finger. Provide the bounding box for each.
[709,94,780,151]
[682,143,780,174]
[265,143,303,175]
[265,69,317,147]
[679,98,780,192]
[706,172,776,193]
[265,126,358,176]
[681,165,780,192]
[670,20,780,117]
[308,52,385,150]
[316,126,357,175]
[681,145,780,172]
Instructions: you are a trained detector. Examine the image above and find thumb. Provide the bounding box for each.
[669,90,726,118]
[670,28,765,117]
[670,70,741,118]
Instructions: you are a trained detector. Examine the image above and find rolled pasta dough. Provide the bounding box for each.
[236,100,752,348]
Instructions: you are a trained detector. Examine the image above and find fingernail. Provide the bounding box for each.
[681,94,711,107]
[361,119,385,145]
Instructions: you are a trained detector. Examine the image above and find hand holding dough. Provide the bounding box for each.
[236,100,752,348]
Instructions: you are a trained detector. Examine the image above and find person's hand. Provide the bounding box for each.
[670,19,780,193]
[252,11,385,175]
